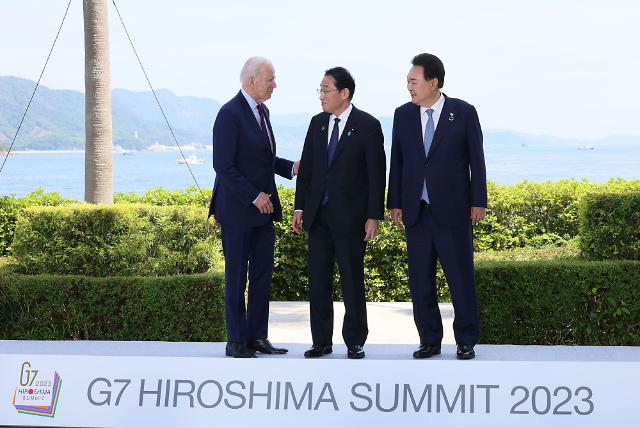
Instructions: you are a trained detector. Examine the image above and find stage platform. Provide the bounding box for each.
[2,340,640,427]
[3,339,640,361]
[2,303,639,427]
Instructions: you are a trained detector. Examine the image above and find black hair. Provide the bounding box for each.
[324,66,356,100]
[411,53,445,88]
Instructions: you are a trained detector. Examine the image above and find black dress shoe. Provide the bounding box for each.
[347,345,365,359]
[412,344,441,359]
[304,344,333,358]
[225,341,256,358]
[456,344,475,360]
[247,338,288,354]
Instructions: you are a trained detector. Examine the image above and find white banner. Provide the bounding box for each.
[1,348,639,427]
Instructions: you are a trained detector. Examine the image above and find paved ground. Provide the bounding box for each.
[3,340,640,362]
[268,301,455,345]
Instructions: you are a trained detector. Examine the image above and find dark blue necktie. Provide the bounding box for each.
[327,117,340,166]
[322,117,341,205]
[256,104,273,152]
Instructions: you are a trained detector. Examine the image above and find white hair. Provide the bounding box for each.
[240,56,273,84]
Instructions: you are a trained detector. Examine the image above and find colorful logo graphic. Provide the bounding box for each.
[12,362,62,418]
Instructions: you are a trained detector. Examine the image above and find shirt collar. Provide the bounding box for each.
[240,88,259,111]
[420,93,445,116]
[330,103,353,123]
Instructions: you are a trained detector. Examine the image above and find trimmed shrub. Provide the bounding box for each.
[6,179,640,259]
[114,186,210,207]
[580,192,640,260]
[477,259,640,345]
[475,179,640,251]
[0,272,225,341]
[12,204,222,276]
[0,189,72,256]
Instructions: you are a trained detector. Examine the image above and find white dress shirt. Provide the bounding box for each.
[327,103,353,146]
[420,93,445,139]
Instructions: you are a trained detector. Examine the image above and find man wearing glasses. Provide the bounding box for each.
[292,67,386,359]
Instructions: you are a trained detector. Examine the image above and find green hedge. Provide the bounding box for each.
[477,259,640,345]
[0,189,72,256]
[2,261,637,345]
[0,272,225,341]
[114,185,210,207]
[475,179,640,250]
[12,204,222,276]
[580,192,640,260]
[4,179,640,257]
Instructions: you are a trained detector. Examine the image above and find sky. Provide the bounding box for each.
[1,0,639,139]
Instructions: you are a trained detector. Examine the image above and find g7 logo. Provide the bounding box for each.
[19,362,38,386]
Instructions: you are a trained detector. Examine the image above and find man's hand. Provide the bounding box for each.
[292,211,303,233]
[364,219,379,241]
[254,192,274,214]
[293,160,300,176]
[390,208,403,228]
[470,207,486,225]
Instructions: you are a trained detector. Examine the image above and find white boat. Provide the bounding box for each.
[578,144,595,150]
[178,155,205,165]
[147,142,179,152]
[113,145,137,155]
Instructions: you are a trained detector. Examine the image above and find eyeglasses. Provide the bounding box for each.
[317,88,339,96]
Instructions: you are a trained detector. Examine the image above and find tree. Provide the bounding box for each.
[83,0,113,204]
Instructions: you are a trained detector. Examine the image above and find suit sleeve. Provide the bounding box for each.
[365,119,386,220]
[386,109,403,209]
[467,105,488,208]
[294,118,315,211]
[212,108,260,205]
[274,156,294,180]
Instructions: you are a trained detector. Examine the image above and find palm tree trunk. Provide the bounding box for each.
[83,0,113,204]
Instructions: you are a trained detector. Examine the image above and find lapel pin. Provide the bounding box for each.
[347,129,353,137]
[449,113,455,122]
[321,125,326,131]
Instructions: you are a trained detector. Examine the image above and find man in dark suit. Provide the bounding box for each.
[210,57,298,358]
[387,53,487,360]
[292,67,386,359]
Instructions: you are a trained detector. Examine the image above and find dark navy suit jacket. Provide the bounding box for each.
[209,91,293,226]
[387,95,487,227]
[294,106,386,236]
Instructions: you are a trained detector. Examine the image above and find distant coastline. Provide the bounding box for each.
[10,150,85,154]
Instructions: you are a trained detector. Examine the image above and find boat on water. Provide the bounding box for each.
[114,145,137,155]
[178,155,205,165]
[578,144,595,150]
[147,142,179,152]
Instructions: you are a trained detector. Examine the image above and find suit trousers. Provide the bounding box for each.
[220,221,275,342]
[405,202,479,346]
[307,205,368,347]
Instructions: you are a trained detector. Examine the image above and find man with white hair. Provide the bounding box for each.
[209,57,298,358]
